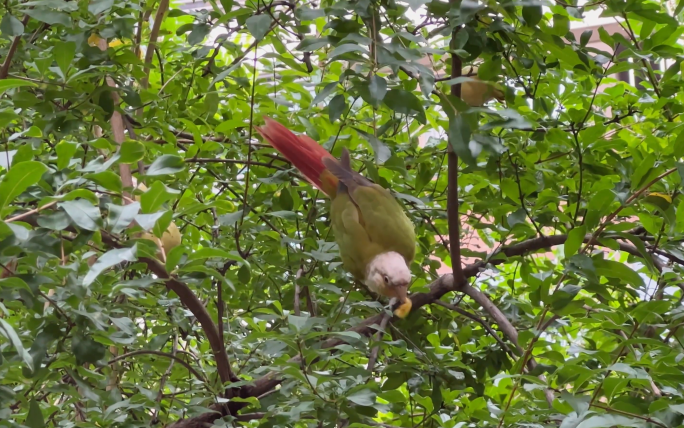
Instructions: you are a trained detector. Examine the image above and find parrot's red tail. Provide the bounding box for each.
[255,117,339,197]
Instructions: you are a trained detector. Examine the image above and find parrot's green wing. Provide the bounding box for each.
[324,149,416,280]
[349,184,416,263]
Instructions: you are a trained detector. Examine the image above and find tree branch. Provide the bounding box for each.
[140,255,238,387]
[0,15,30,79]
[366,314,391,373]
[141,0,170,90]
[18,214,237,390]
[161,229,670,426]
[104,349,206,384]
[434,300,514,355]
[447,27,464,286]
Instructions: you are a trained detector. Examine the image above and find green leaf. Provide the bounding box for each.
[139,181,176,213]
[245,15,271,41]
[383,89,426,124]
[36,210,70,230]
[188,23,211,45]
[219,0,233,12]
[85,171,123,193]
[0,277,31,292]
[55,141,78,169]
[0,161,47,216]
[119,141,145,163]
[71,334,106,365]
[329,44,368,58]
[0,78,38,95]
[312,82,338,105]
[593,258,645,288]
[632,9,677,26]
[580,30,592,47]
[576,414,646,428]
[238,263,251,283]
[551,14,569,36]
[59,199,102,231]
[550,284,581,312]
[279,188,293,211]
[448,114,474,165]
[147,155,185,176]
[368,74,388,106]
[522,5,542,26]
[328,94,347,123]
[24,8,71,26]
[0,318,32,370]
[564,225,586,258]
[674,129,684,158]
[12,144,34,166]
[53,41,76,78]
[614,232,657,274]
[136,211,167,231]
[295,36,333,51]
[0,14,25,37]
[151,210,173,239]
[347,389,376,406]
[88,0,114,15]
[431,377,443,410]
[25,399,45,428]
[354,128,391,164]
[107,202,140,234]
[83,245,138,286]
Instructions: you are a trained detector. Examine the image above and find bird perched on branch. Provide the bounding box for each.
[256,117,416,318]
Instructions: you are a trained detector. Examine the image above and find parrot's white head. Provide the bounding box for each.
[366,251,411,299]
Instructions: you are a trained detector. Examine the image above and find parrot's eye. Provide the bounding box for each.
[383,275,390,284]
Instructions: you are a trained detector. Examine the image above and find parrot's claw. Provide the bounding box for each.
[385,298,397,313]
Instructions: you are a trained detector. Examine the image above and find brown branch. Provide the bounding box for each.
[141,0,169,90]
[95,38,134,193]
[140,255,238,386]
[447,27,464,286]
[590,403,668,428]
[162,230,669,426]
[19,213,237,390]
[0,15,30,79]
[186,158,293,172]
[104,349,206,384]
[6,201,57,223]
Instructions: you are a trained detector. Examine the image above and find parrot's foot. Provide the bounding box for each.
[383,298,397,314]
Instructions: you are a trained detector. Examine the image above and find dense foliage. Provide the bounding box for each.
[2,0,684,426]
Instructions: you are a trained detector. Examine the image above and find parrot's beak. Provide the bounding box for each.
[396,283,409,301]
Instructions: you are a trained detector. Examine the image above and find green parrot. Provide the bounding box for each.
[256,117,416,318]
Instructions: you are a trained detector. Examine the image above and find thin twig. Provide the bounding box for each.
[6,201,57,223]
[366,313,391,373]
[0,15,30,79]
[434,300,515,356]
[105,349,207,384]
